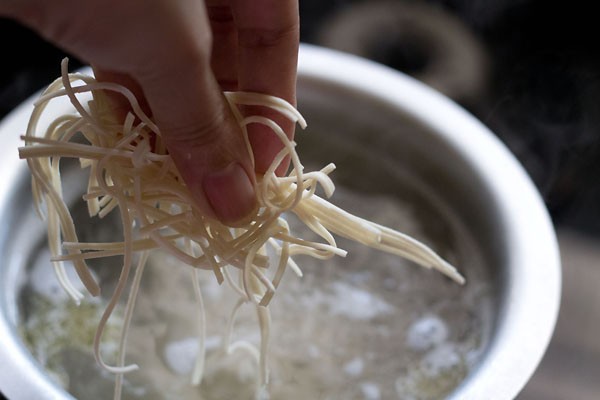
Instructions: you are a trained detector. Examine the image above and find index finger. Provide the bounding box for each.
[230,0,300,175]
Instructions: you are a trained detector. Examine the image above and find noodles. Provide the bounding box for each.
[18,58,464,399]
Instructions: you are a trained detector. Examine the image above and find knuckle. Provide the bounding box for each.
[207,5,234,23]
[238,24,299,49]
[207,6,235,35]
[164,114,225,150]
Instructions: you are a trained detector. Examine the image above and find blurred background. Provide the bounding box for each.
[1,0,599,398]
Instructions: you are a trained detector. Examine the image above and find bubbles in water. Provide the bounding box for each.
[328,282,395,320]
[406,314,449,352]
[19,184,493,400]
[343,357,364,376]
[421,344,461,377]
[163,338,199,375]
[360,382,381,400]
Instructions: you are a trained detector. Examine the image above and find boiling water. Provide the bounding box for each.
[18,184,493,400]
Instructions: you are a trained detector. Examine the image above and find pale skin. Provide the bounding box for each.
[1,0,299,224]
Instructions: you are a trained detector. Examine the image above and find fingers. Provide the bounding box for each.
[11,0,300,224]
[230,0,300,175]
[134,46,257,225]
[206,1,238,91]
[230,0,299,101]
[26,0,258,224]
[111,2,257,224]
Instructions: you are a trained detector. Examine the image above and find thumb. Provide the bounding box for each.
[136,61,257,225]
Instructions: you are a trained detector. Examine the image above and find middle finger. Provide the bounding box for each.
[206,0,239,91]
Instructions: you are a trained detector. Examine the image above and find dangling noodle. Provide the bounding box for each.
[18,58,464,400]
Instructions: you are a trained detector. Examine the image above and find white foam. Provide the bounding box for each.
[343,357,364,376]
[328,282,394,320]
[360,382,381,400]
[163,337,199,375]
[406,314,449,351]
[307,345,320,358]
[421,343,461,377]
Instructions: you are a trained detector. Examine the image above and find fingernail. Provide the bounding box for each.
[203,162,256,224]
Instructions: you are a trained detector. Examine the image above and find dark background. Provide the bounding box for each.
[1,0,599,399]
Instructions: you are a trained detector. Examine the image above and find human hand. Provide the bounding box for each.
[2,0,299,224]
